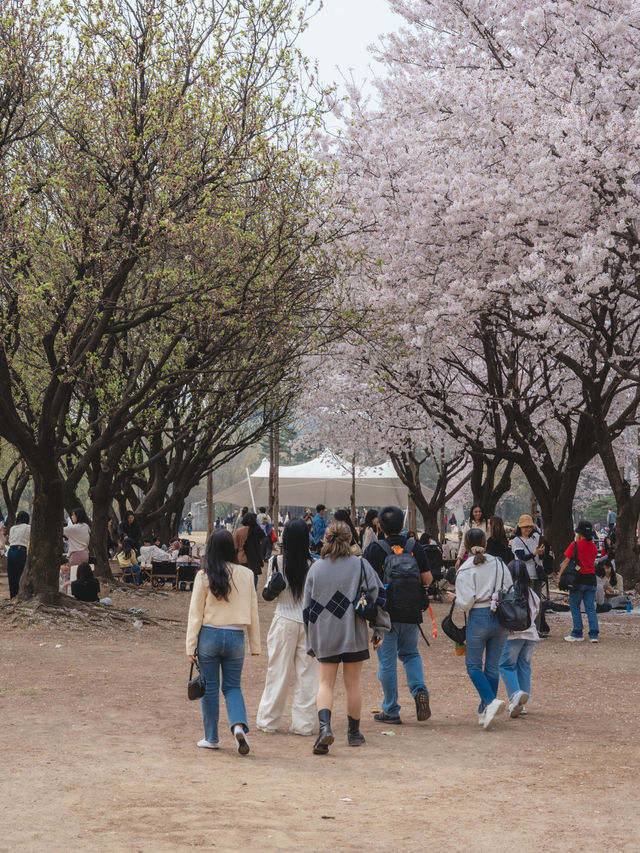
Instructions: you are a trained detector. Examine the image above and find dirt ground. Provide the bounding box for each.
[1,573,639,853]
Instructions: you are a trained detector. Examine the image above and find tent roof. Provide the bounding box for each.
[211,449,425,509]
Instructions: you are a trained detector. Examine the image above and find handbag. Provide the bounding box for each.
[262,556,287,601]
[494,563,531,631]
[441,598,467,644]
[187,660,206,700]
[354,558,379,623]
[559,541,581,591]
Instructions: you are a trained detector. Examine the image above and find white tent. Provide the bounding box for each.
[210,449,422,509]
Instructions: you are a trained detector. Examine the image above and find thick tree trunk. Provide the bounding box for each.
[541,492,576,574]
[18,465,64,600]
[420,507,440,538]
[470,455,514,518]
[89,471,115,581]
[612,498,640,586]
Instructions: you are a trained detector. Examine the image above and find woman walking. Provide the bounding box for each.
[455,504,488,568]
[303,521,383,754]
[6,511,30,599]
[499,560,540,717]
[64,507,91,582]
[558,520,599,643]
[256,519,317,736]
[361,509,379,551]
[486,516,514,565]
[233,511,266,589]
[451,528,509,729]
[186,529,260,753]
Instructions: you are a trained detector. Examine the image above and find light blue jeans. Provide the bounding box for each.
[569,584,599,639]
[499,638,535,701]
[376,623,427,718]
[197,626,248,744]
[465,607,508,712]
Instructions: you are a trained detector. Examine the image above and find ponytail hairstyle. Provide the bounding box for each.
[464,528,487,565]
[321,521,352,561]
[204,529,237,600]
[508,559,532,622]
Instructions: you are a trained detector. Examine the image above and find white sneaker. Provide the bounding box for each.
[590,638,599,643]
[520,706,527,716]
[478,710,486,726]
[233,724,250,755]
[564,635,585,642]
[197,739,219,749]
[509,690,529,718]
[483,699,505,730]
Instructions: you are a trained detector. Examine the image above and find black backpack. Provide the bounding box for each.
[495,563,531,631]
[379,538,427,622]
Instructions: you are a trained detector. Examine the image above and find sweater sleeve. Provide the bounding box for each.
[454,566,477,612]
[246,578,261,654]
[186,571,207,655]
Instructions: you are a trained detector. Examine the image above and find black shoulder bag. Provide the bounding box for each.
[558,542,581,591]
[187,660,206,700]
[262,555,287,601]
[441,598,467,645]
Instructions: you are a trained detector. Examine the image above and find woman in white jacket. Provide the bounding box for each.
[450,528,508,730]
[64,507,91,582]
[256,518,317,736]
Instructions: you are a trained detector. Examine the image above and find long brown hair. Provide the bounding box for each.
[321,521,352,561]
[488,515,509,548]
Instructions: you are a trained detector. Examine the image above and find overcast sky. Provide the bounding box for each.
[297,0,404,95]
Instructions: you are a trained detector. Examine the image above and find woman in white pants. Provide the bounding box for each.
[256,518,317,736]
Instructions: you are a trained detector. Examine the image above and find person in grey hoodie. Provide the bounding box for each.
[303,521,383,755]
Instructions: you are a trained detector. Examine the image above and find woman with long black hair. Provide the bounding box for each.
[233,511,266,588]
[361,509,379,551]
[186,529,260,753]
[256,518,318,736]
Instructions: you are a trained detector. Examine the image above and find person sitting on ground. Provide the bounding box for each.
[59,558,71,593]
[69,561,101,602]
[117,538,141,585]
[595,558,629,611]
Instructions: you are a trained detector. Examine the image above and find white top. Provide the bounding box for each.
[269,555,306,623]
[455,554,507,612]
[140,544,171,565]
[457,519,488,558]
[506,589,540,642]
[511,533,542,580]
[8,523,30,547]
[63,522,91,553]
[361,526,378,551]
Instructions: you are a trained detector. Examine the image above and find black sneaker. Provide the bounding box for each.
[373,712,402,724]
[415,689,431,721]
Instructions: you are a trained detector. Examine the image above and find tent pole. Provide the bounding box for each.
[246,467,257,512]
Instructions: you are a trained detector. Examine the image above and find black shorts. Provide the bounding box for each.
[317,649,369,664]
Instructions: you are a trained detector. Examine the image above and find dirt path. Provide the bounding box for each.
[1,576,639,853]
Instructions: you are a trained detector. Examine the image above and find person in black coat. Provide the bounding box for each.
[118,511,142,550]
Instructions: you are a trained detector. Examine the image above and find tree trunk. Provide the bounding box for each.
[470,455,513,517]
[541,492,576,574]
[268,422,280,527]
[612,498,640,586]
[89,471,115,581]
[18,465,64,600]
[421,507,440,539]
[350,452,356,524]
[206,471,214,538]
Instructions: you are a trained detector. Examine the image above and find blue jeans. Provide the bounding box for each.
[569,585,599,638]
[7,545,27,598]
[499,638,535,701]
[465,607,508,712]
[376,623,427,718]
[197,626,248,744]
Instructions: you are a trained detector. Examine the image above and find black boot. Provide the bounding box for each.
[313,709,335,755]
[347,715,365,746]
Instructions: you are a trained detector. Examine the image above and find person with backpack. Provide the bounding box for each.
[558,520,599,643]
[363,505,432,725]
[499,560,540,718]
[449,527,509,730]
[256,519,318,736]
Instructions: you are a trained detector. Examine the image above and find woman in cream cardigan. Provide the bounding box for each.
[186,530,260,754]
